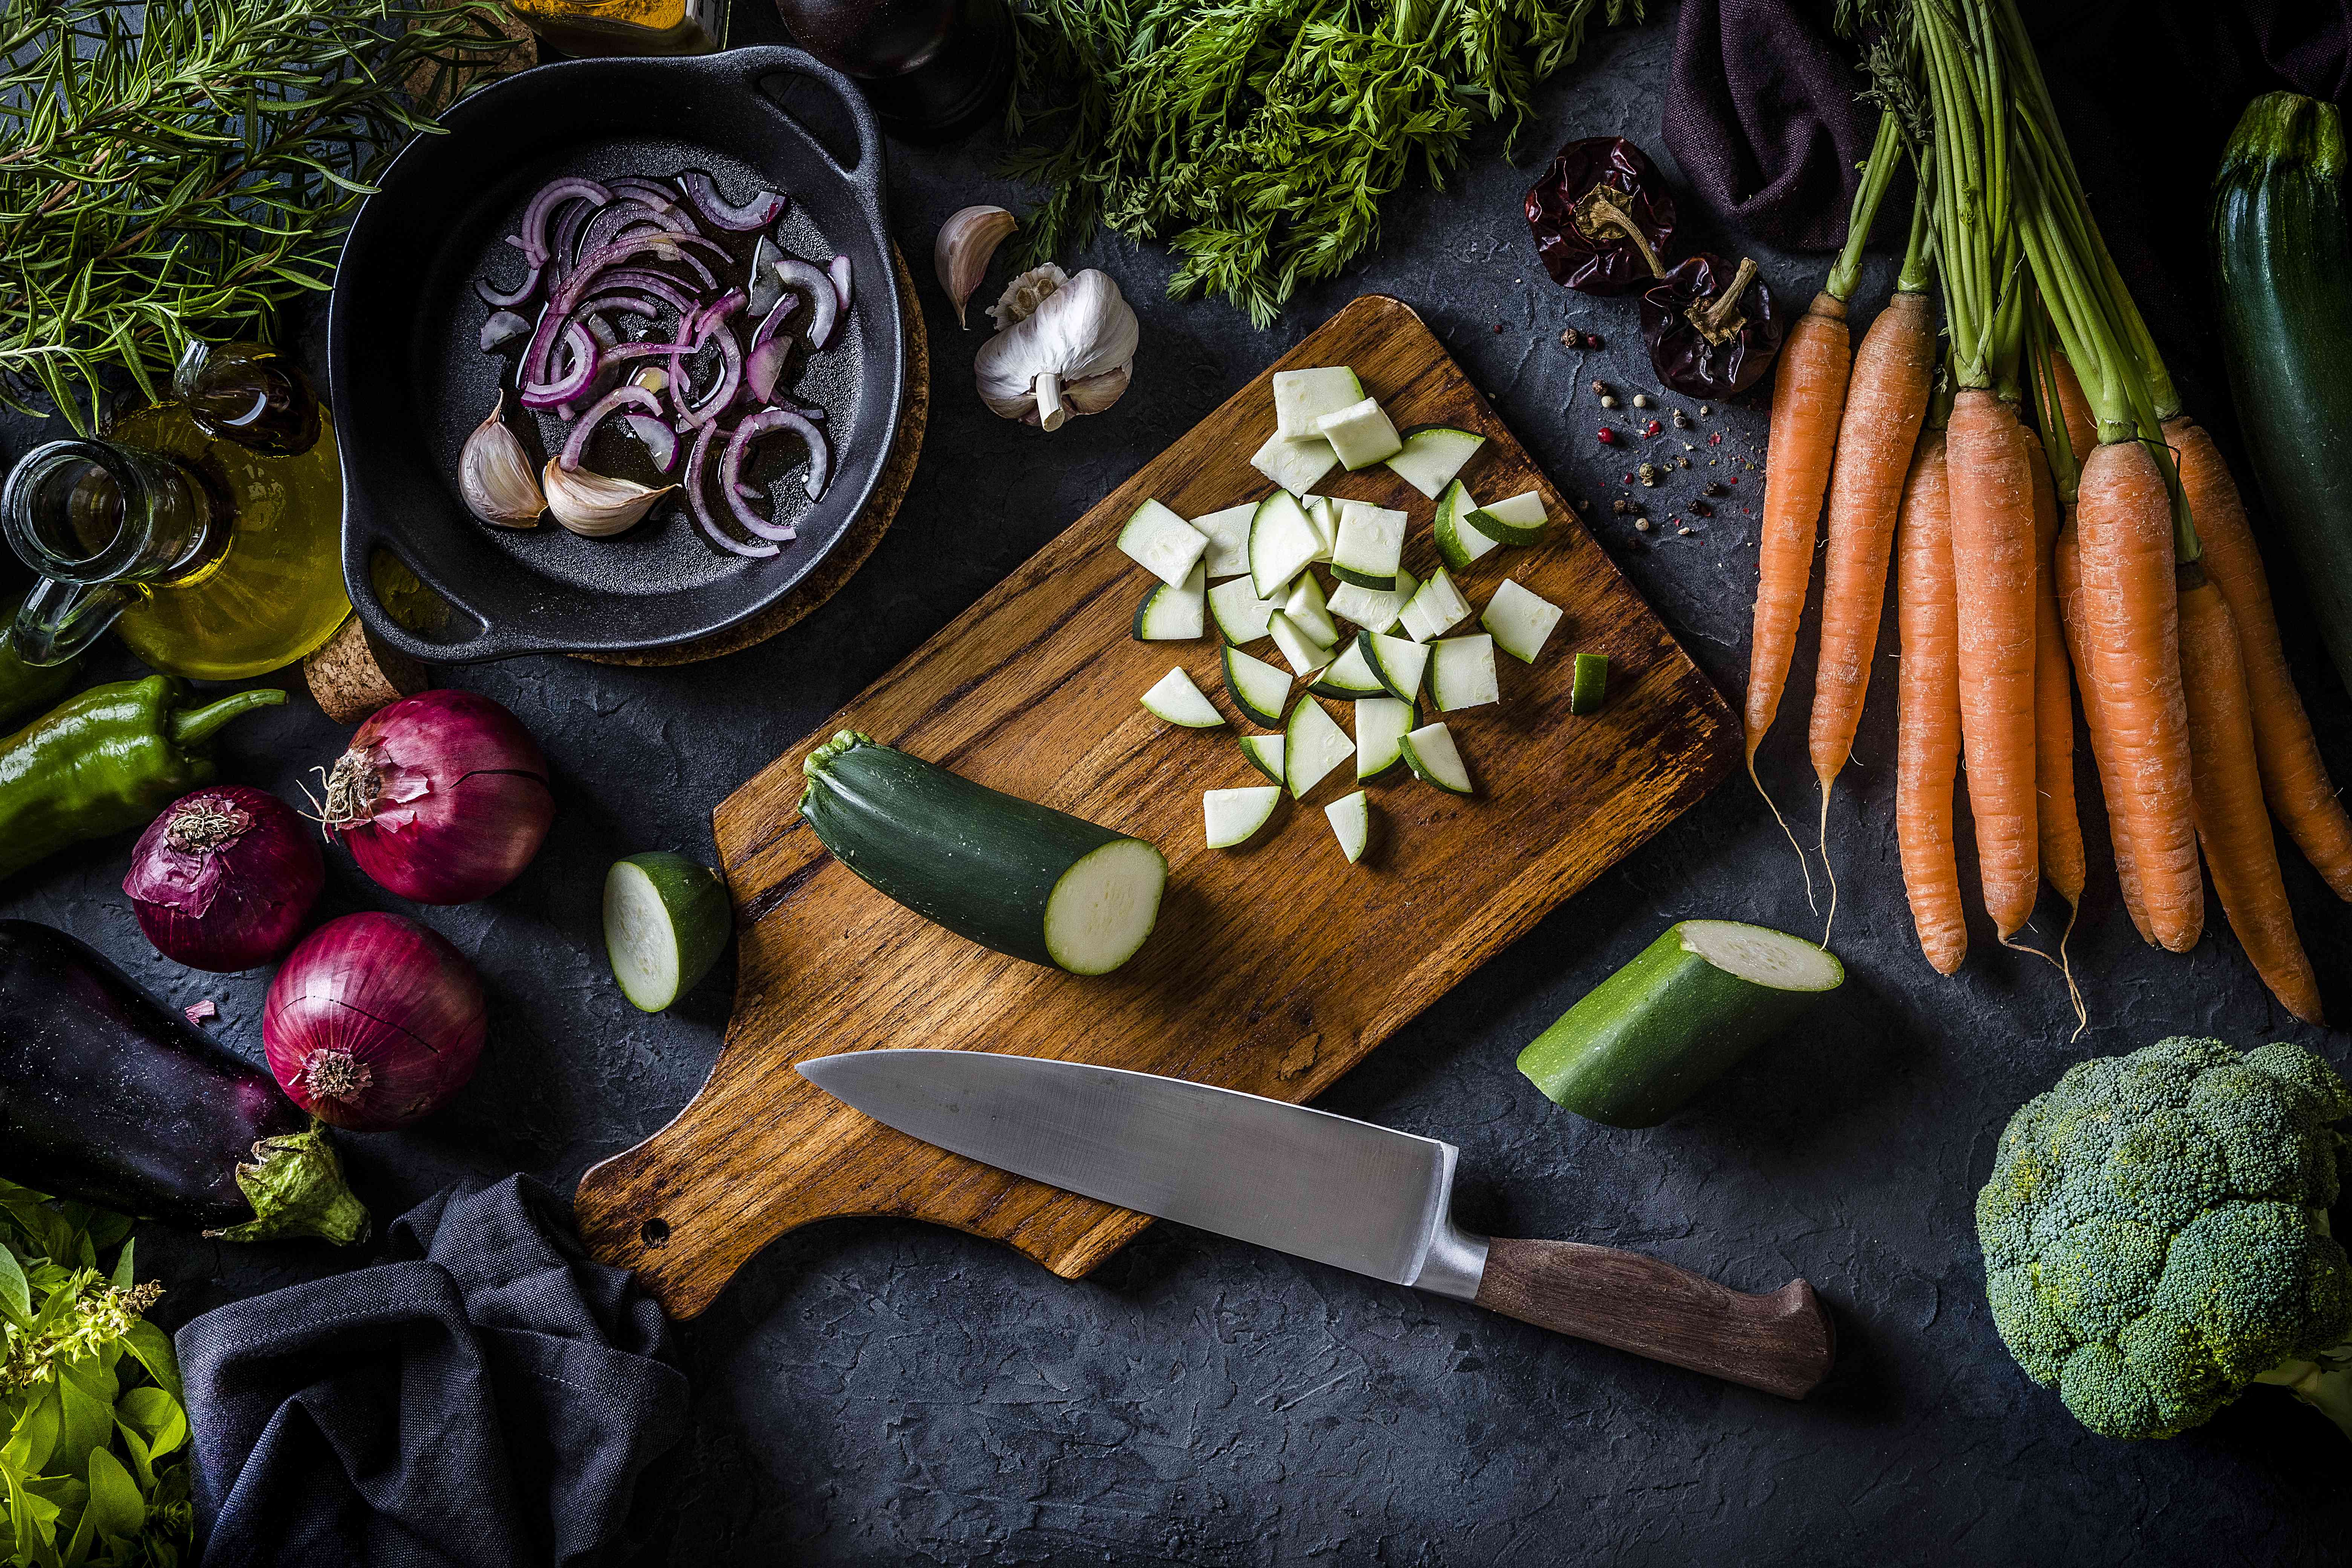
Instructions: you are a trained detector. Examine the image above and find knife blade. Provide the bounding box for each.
[799,1049,1834,1399]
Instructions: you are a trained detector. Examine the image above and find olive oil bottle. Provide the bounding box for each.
[0,342,350,681]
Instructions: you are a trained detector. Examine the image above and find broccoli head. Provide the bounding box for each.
[1977,1035,2352,1442]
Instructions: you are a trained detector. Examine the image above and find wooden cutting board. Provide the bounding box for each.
[574,294,1739,1318]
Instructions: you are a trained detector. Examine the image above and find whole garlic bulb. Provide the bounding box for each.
[972,267,1138,432]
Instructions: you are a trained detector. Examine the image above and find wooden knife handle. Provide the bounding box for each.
[1472,1237,1834,1399]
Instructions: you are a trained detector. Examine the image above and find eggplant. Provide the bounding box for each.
[0,920,369,1242]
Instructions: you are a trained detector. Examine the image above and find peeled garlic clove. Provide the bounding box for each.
[541,458,674,538]
[461,394,544,527]
[934,205,1016,330]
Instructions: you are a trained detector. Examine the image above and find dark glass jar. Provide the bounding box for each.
[772,0,1012,142]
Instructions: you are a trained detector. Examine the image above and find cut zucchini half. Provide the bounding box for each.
[1118,498,1209,587]
[1220,642,1294,727]
[1282,572,1340,646]
[1331,500,1408,588]
[1570,651,1610,715]
[1249,490,1323,599]
[1324,791,1372,864]
[1396,568,1472,643]
[1272,366,1366,439]
[1267,610,1335,678]
[1132,562,1207,641]
[1204,786,1283,850]
[1429,634,1499,712]
[1310,640,1386,700]
[1482,578,1563,663]
[1462,488,1548,547]
[1251,429,1339,496]
[1283,697,1354,798]
[1189,501,1257,579]
[1238,733,1285,785]
[1141,666,1225,728]
[1328,567,1418,635]
[1386,425,1487,499]
[1515,920,1842,1127]
[604,851,732,1013]
[1208,576,1279,644]
[1354,695,1415,780]
[1433,480,1502,572]
[798,732,1166,976]
[1314,395,1404,470]
[1357,630,1430,703]
[1399,722,1473,795]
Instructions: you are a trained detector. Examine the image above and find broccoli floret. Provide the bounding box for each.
[1977,1036,2352,1442]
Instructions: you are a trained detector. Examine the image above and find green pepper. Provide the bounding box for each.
[0,675,286,883]
[0,591,81,730]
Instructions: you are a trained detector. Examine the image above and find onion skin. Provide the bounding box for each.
[124,786,324,971]
[324,691,554,905]
[264,912,487,1131]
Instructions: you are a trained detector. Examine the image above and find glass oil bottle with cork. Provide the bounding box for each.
[0,340,350,681]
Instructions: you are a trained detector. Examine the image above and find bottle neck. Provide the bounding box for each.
[0,438,220,589]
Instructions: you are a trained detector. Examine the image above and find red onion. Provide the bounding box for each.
[771,257,836,350]
[123,786,323,972]
[479,309,528,350]
[723,406,827,533]
[560,383,662,470]
[321,691,554,905]
[684,421,778,558]
[827,254,853,314]
[264,913,486,1131]
[610,175,682,208]
[680,168,788,231]
[520,175,610,266]
[475,260,542,308]
[623,413,680,471]
[670,292,744,428]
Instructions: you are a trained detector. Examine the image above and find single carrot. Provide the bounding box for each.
[2178,576,2323,1021]
[2048,354,2097,473]
[2055,512,2156,944]
[1943,389,2040,938]
[1746,291,1852,898]
[2166,415,2352,901]
[1808,288,1937,932]
[2073,438,2202,952]
[1895,432,1967,974]
[2023,429,2084,911]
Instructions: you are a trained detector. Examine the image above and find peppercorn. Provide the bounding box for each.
[1612,498,1631,515]
[1598,427,1619,446]
[1590,380,1609,397]
[1635,518,1652,532]
[1631,393,1652,409]
[1670,407,1690,428]
[1585,332,1604,349]
[1600,395,1619,409]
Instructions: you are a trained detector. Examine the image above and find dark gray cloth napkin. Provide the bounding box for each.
[177,1175,688,1568]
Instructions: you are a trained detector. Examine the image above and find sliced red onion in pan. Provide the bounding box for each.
[559,383,662,470]
[597,270,698,314]
[748,291,799,355]
[679,169,788,232]
[669,292,744,429]
[684,422,778,558]
[726,404,829,513]
[522,230,727,386]
[585,314,618,348]
[550,197,598,281]
[744,337,792,405]
[828,254,853,314]
[577,292,663,322]
[475,260,543,308]
[520,176,610,266]
[735,479,760,500]
[610,175,684,208]
[521,321,601,408]
[624,414,680,472]
[575,199,671,263]
[479,310,529,351]
[770,257,837,350]
[747,235,786,317]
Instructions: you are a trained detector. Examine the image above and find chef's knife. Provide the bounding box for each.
[799,1050,1834,1399]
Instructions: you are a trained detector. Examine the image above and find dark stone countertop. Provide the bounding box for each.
[2,11,2346,1565]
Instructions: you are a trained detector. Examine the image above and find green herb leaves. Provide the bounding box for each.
[1004,0,1643,327]
[0,1178,190,1565]
[0,0,527,432]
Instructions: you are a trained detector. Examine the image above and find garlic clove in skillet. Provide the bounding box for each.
[540,458,674,538]
[973,267,1138,432]
[934,205,1016,329]
[460,393,545,527]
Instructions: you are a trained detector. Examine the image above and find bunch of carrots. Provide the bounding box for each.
[1741,0,2347,1027]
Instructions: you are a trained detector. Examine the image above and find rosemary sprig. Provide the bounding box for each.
[1004,0,1643,328]
[0,0,523,433]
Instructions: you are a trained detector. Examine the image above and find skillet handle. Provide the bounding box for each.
[730,46,888,222]
[341,511,530,665]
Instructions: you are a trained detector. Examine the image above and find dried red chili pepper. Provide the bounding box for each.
[1525,137,1676,296]
[1639,253,1783,399]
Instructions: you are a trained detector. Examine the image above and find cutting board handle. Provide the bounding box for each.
[1472,1237,1834,1399]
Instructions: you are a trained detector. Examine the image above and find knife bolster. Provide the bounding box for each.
[1406,1214,1491,1301]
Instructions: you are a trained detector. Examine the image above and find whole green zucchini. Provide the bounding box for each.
[2211,92,2352,694]
[799,731,1167,975]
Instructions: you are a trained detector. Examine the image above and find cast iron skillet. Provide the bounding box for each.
[328,47,901,663]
